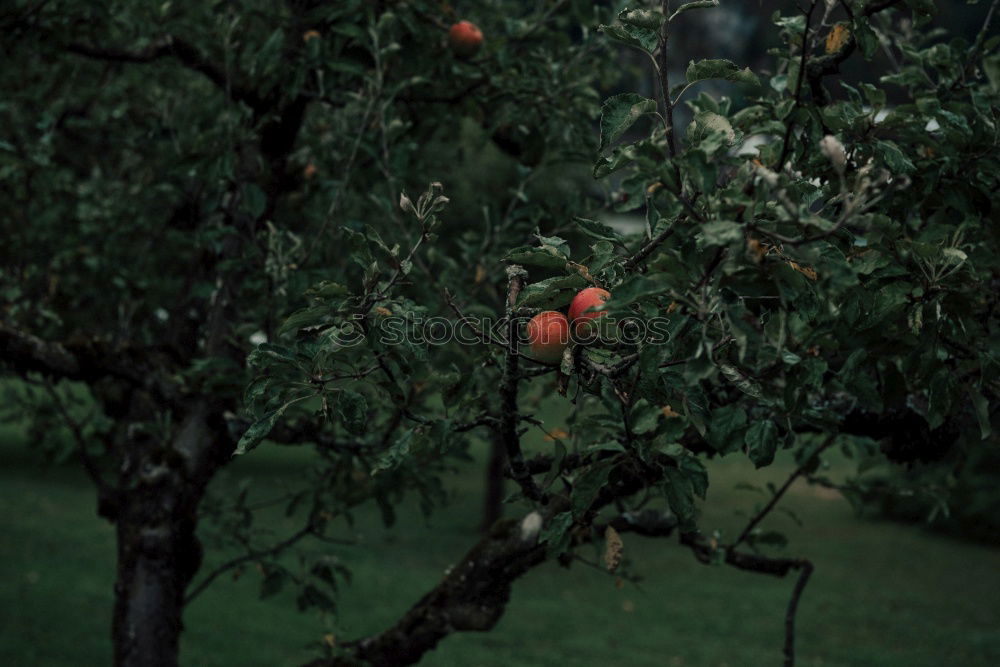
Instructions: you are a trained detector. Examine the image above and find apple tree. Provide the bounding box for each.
[240,1,1000,665]
[0,1,618,664]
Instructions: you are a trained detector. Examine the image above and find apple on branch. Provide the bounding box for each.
[527,311,569,365]
[449,20,483,57]
[568,287,610,339]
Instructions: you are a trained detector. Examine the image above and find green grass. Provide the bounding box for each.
[2,421,1000,667]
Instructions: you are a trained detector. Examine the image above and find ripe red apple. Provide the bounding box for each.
[449,20,483,57]
[568,287,610,337]
[527,311,569,365]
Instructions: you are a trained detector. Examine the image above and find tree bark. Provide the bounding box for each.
[112,495,194,667]
[110,404,228,667]
[311,512,549,667]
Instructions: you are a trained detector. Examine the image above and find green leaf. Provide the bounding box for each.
[534,233,571,258]
[707,404,747,452]
[338,389,368,435]
[236,401,296,455]
[278,305,330,336]
[719,363,763,399]
[684,388,710,437]
[698,220,743,247]
[305,281,349,299]
[593,148,634,178]
[662,467,696,531]
[619,8,665,31]
[875,140,915,174]
[745,420,779,468]
[248,343,299,368]
[800,358,828,388]
[855,20,878,59]
[503,245,569,269]
[517,274,588,310]
[686,111,738,152]
[630,400,662,435]
[599,23,659,54]
[575,217,624,244]
[572,461,613,516]
[539,511,575,554]
[371,428,415,474]
[244,376,276,411]
[599,93,658,153]
[670,0,720,21]
[685,59,760,87]
[677,455,709,499]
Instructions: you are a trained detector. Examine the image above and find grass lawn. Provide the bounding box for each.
[2,420,1000,667]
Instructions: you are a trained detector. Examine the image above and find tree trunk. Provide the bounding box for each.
[111,405,223,667]
[112,499,194,667]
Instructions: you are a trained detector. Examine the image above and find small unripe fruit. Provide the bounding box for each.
[449,20,483,57]
[527,311,569,365]
[568,287,610,336]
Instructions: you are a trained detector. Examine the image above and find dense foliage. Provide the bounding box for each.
[1,0,998,665]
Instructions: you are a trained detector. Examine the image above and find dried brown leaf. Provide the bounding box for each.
[604,524,624,572]
[825,23,850,54]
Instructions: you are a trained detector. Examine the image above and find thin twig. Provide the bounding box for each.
[697,246,728,290]
[184,523,352,605]
[443,288,546,364]
[732,434,837,549]
[776,1,818,170]
[625,220,677,271]
[657,0,677,159]
[40,380,110,493]
[960,0,1000,85]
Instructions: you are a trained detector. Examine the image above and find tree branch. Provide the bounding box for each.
[732,434,837,549]
[783,560,813,667]
[681,532,815,667]
[310,512,550,667]
[305,426,828,667]
[0,321,181,407]
[66,36,265,112]
[499,265,545,502]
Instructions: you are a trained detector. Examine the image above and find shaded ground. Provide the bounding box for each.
[2,422,999,667]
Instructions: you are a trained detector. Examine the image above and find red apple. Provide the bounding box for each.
[449,20,483,57]
[568,287,610,337]
[527,311,569,365]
